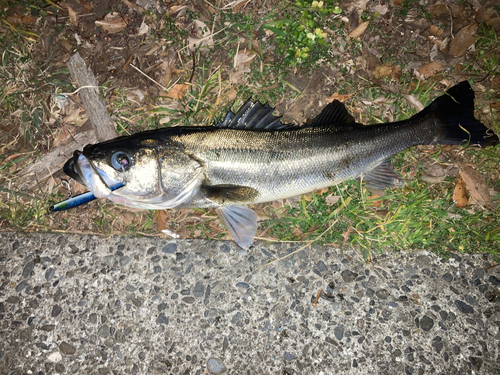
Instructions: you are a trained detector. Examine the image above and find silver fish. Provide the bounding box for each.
[62,81,498,248]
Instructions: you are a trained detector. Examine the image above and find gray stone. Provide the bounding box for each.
[207,357,226,373]
[40,324,55,331]
[376,289,390,299]
[120,256,132,267]
[420,315,434,331]
[334,325,345,341]
[22,260,35,278]
[51,305,62,317]
[489,275,500,286]
[59,342,76,355]
[161,243,177,253]
[45,267,55,281]
[442,272,453,282]
[193,282,205,297]
[156,313,169,325]
[415,255,431,267]
[235,282,250,289]
[284,352,297,361]
[98,325,110,338]
[341,270,358,282]
[455,300,474,314]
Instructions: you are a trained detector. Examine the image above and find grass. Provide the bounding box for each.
[0,0,499,260]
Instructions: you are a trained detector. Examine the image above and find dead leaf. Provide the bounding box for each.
[460,165,490,205]
[449,24,478,57]
[487,18,500,32]
[418,62,441,79]
[95,12,129,34]
[352,0,370,12]
[368,194,382,208]
[326,195,341,205]
[373,4,388,16]
[342,226,353,247]
[234,49,256,68]
[67,0,92,27]
[188,20,213,52]
[154,210,169,232]
[165,84,189,100]
[428,4,449,18]
[3,153,22,163]
[67,6,79,27]
[348,21,369,39]
[232,0,251,13]
[453,177,468,208]
[490,102,500,111]
[52,127,73,148]
[373,64,400,80]
[404,94,424,111]
[429,25,444,37]
[325,92,352,103]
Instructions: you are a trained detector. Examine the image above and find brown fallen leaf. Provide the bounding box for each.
[326,195,341,205]
[325,92,352,103]
[460,165,490,205]
[165,84,190,100]
[52,127,74,148]
[95,12,129,34]
[232,0,251,13]
[449,24,478,57]
[154,210,169,232]
[348,21,369,40]
[490,102,500,111]
[417,62,442,79]
[188,19,213,52]
[373,64,400,80]
[487,18,500,32]
[404,94,424,111]
[233,49,256,68]
[368,194,382,208]
[428,4,448,18]
[453,177,468,208]
[429,25,444,37]
[67,0,92,27]
[342,226,353,247]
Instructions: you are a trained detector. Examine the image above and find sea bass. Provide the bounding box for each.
[61,81,498,248]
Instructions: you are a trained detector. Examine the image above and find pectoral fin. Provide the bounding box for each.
[216,205,258,249]
[203,185,260,204]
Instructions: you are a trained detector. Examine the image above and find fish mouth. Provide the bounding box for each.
[63,151,122,198]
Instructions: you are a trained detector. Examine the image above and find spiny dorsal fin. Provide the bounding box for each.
[305,100,358,128]
[214,99,294,131]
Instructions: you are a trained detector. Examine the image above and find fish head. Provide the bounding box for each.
[64,137,166,208]
[64,135,204,209]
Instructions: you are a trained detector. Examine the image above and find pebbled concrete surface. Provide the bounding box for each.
[0,231,499,374]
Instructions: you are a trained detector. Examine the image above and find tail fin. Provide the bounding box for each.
[424,81,498,147]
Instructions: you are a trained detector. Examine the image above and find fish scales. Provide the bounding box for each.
[171,119,435,204]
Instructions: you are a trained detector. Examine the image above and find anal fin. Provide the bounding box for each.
[362,159,404,190]
[216,205,258,249]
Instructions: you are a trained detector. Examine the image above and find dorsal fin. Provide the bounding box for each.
[305,100,358,128]
[214,99,294,131]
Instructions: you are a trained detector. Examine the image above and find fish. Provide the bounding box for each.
[61,81,499,249]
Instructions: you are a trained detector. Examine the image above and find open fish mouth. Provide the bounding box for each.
[63,151,122,198]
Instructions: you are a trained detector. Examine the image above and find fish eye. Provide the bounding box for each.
[111,151,131,170]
